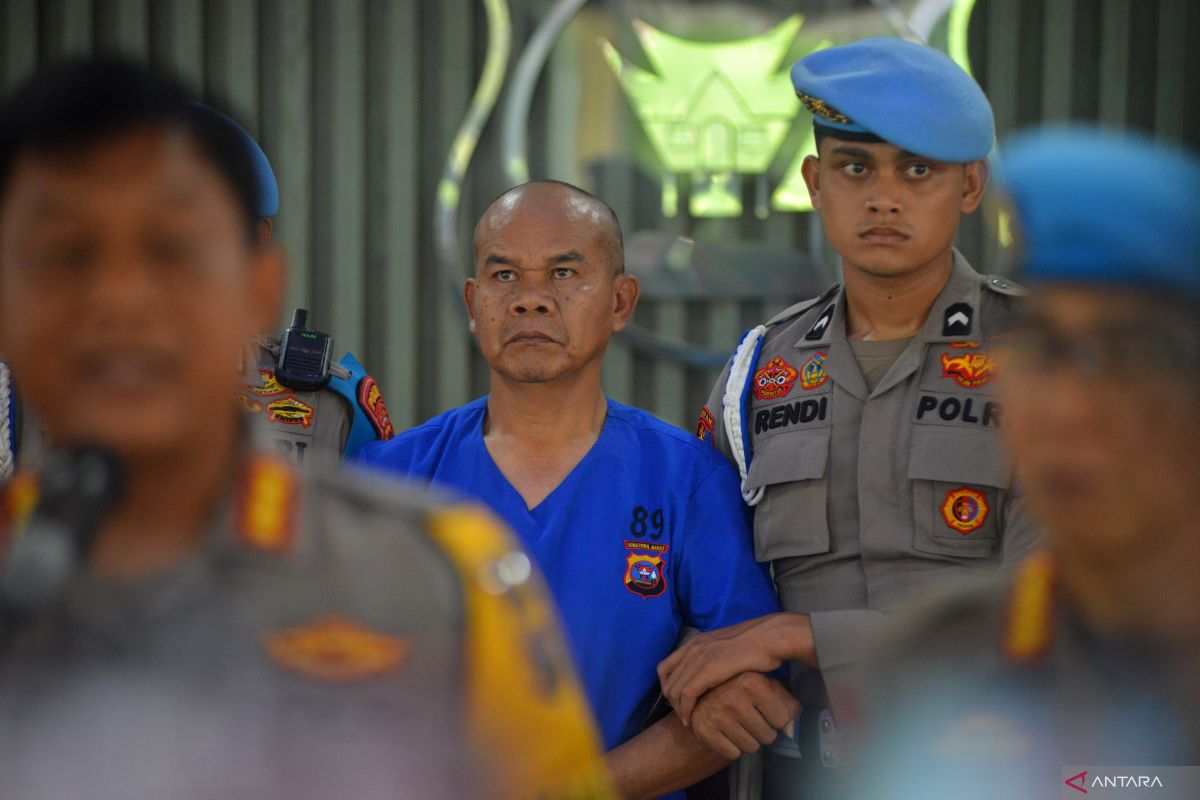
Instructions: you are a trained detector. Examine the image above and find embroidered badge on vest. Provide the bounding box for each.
[940,486,989,534]
[696,406,715,444]
[247,369,288,397]
[753,356,799,401]
[267,396,314,428]
[238,395,264,414]
[356,376,395,440]
[264,614,411,683]
[941,349,995,389]
[1001,551,1059,665]
[623,541,668,599]
[237,455,297,553]
[800,352,829,390]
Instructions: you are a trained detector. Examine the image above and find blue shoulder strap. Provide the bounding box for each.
[327,352,395,459]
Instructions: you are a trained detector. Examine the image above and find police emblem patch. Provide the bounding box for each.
[941,350,995,388]
[624,552,667,599]
[696,406,715,443]
[238,395,263,414]
[357,375,395,440]
[267,396,314,428]
[753,356,799,401]
[247,369,288,396]
[264,615,411,683]
[800,351,829,390]
[941,486,989,534]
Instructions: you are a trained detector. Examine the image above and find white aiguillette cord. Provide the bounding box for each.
[0,361,13,482]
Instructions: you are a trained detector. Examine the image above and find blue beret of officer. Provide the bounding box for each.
[193,103,280,219]
[791,36,994,163]
[1000,126,1200,299]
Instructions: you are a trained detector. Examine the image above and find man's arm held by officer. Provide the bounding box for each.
[658,612,817,725]
[604,672,799,799]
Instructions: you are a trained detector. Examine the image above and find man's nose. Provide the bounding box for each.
[509,282,555,315]
[866,175,902,215]
[85,247,159,323]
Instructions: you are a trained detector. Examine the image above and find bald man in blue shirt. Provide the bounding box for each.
[354,180,793,800]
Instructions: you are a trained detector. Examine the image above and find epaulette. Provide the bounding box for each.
[765,283,841,327]
[327,353,395,458]
[982,274,1027,298]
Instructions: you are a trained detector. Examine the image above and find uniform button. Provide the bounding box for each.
[822,750,838,767]
[992,278,1009,288]
[820,718,833,733]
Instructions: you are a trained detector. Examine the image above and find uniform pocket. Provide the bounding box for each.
[908,425,1010,559]
[745,430,832,561]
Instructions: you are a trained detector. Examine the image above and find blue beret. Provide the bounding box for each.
[1000,126,1200,299]
[193,103,279,219]
[791,37,994,163]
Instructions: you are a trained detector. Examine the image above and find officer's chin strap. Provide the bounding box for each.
[723,325,768,507]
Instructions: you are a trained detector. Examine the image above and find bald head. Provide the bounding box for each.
[473,180,624,275]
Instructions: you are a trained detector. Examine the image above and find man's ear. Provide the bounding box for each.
[611,274,640,333]
[250,244,286,334]
[961,159,990,214]
[801,155,822,211]
[463,278,477,333]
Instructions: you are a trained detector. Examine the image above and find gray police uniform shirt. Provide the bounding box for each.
[0,462,472,799]
[239,345,351,471]
[850,558,1200,798]
[701,251,1039,713]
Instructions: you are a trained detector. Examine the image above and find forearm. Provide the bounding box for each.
[604,714,729,800]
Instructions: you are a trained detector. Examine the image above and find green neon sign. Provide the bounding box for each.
[601,1,980,218]
[601,15,828,218]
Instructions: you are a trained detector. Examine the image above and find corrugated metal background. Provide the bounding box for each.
[2,0,1195,430]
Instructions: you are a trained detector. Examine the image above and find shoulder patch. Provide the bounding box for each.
[696,406,715,444]
[357,375,395,441]
[426,506,615,799]
[983,275,1027,297]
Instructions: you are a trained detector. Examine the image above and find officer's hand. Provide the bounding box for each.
[690,672,800,760]
[657,612,814,725]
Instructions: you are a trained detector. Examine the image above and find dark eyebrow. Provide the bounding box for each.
[483,254,515,268]
[549,250,584,265]
[830,145,874,160]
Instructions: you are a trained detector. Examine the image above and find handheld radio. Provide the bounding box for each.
[275,309,333,391]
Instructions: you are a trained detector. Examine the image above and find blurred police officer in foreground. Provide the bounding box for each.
[658,37,1039,796]
[0,105,393,480]
[0,57,612,799]
[848,126,1200,800]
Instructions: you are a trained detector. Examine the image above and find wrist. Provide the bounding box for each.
[773,612,816,666]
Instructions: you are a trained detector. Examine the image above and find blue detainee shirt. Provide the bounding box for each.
[354,397,779,759]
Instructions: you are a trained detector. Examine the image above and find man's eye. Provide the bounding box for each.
[841,162,867,176]
[552,267,576,279]
[906,163,932,178]
[493,269,517,282]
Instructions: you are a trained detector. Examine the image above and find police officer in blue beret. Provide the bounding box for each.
[848,125,1200,797]
[657,37,1040,796]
